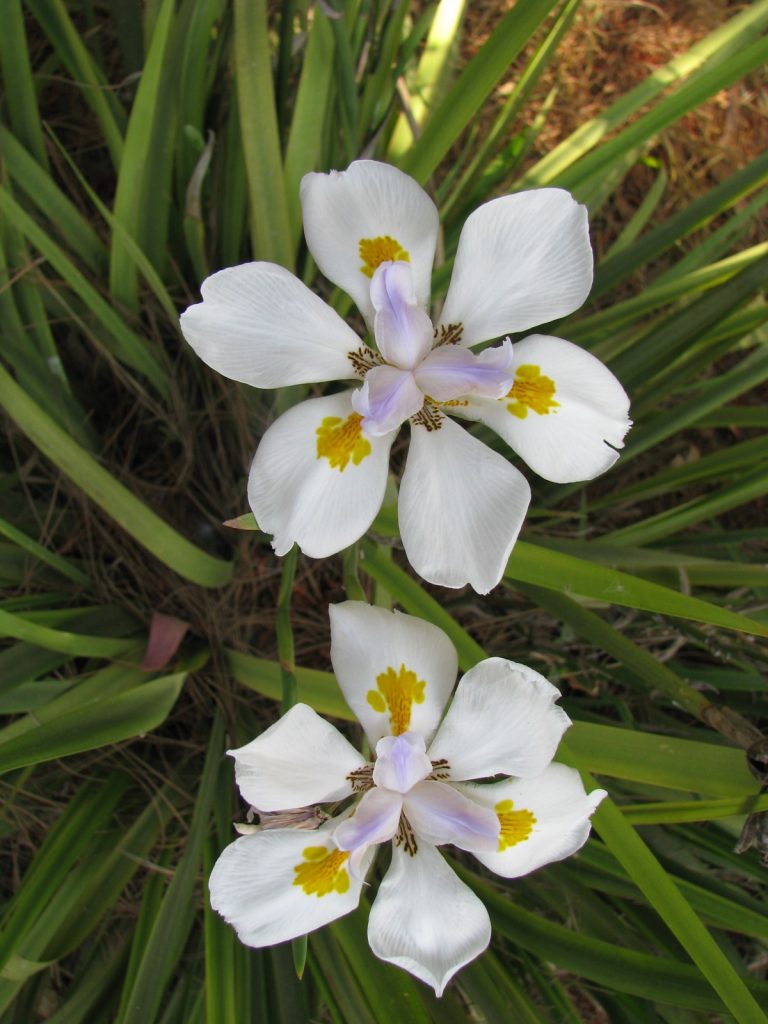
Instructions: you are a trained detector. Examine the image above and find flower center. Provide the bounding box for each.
[506,364,559,419]
[373,733,432,794]
[359,235,410,278]
[293,846,350,897]
[495,799,537,850]
[316,413,372,470]
[367,664,426,735]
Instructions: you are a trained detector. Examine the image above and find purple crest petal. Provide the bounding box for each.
[371,262,434,370]
[414,339,514,402]
[351,364,424,436]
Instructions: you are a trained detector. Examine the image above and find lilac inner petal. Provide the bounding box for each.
[351,364,424,436]
[373,733,432,794]
[334,787,403,865]
[371,262,434,370]
[414,339,514,402]
[403,781,501,853]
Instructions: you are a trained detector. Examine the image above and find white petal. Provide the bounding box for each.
[459,764,606,878]
[329,601,458,746]
[457,335,631,483]
[439,190,593,346]
[368,841,491,996]
[334,787,402,878]
[404,781,499,853]
[399,414,530,594]
[300,161,439,325]
[248,392,395,558]
[229,703,366,812]
[209,828,369,947]
[350,365,424,437]
[180,262,361,386]
[427,658,571,781]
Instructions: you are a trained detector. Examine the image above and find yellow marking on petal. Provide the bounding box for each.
[359,235,410,278]
[366,663,425,735]
[293,846,350,897]
[506,364,560,419]
[316,413,371,471]
[495,799,536,851]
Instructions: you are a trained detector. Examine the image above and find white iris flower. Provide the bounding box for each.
[181,161,631,593]
[208,602,606,996]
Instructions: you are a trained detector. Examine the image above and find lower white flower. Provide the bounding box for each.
[209,602,606,996]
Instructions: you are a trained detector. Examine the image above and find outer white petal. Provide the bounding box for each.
[399,414,530,594]
[209,828,369,947]
[300,161,439,324]
[229,703,366,812]
[438,189,593,346]
[180,262,361,386]
[459,764,606,877]
[368,841,491,996]
[403,781,499,853]
[427,658,571,781]
[248,392,395,558]
[457,335,631,483]
[329,601,458,746]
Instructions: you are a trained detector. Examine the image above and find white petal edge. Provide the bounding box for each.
[399,414,530,593]
[180,262,362,387]
[248,392,396,558]
[300,161,439,325]
[329,601,458,746]
[438,189,593,346]
[229,703,366,812]
[209,828,370,947]
[456,335,631,483]
[427,658,571,781]
[460,763,607,877]
[368,841,491,996]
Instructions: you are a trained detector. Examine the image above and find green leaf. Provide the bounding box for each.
[0,673,186,774]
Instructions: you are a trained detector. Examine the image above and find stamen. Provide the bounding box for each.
[506,364,559,419]
[428,758,451,781]
[316,413,372,471]
[347,764,375,793]
[347,346,384,378]
[293,846,351,897]
[359,235,410,278]
[433,322,464,347]
[411,404,444,431]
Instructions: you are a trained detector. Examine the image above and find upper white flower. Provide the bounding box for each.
[181,160,631,593]
[208,602,606,996]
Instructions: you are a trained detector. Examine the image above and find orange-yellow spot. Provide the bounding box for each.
[495,799,536,851]
[506,364,559,419]
[367,664,425,735]
[293,846,350,897]
[359,235,410,278]
[316,413,371,471]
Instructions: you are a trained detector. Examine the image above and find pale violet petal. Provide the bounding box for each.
[248,392,395,558]
[414,339,514,401]
[368,841,491,996]
[180,262,361,386]
[334,787,403,878]
[373,733,432,794]
[403,781,500,853]
[454,334,631,483]
[370,262,434,369]
[228,703,366,812]
[439,189,593,346]
[209,828,368,947]
[427,658,571,781]
[301,161,439,325]
[350,365,424,436]
[329,602,458,745]
[399,414,530,593]
[459,764,606,878]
